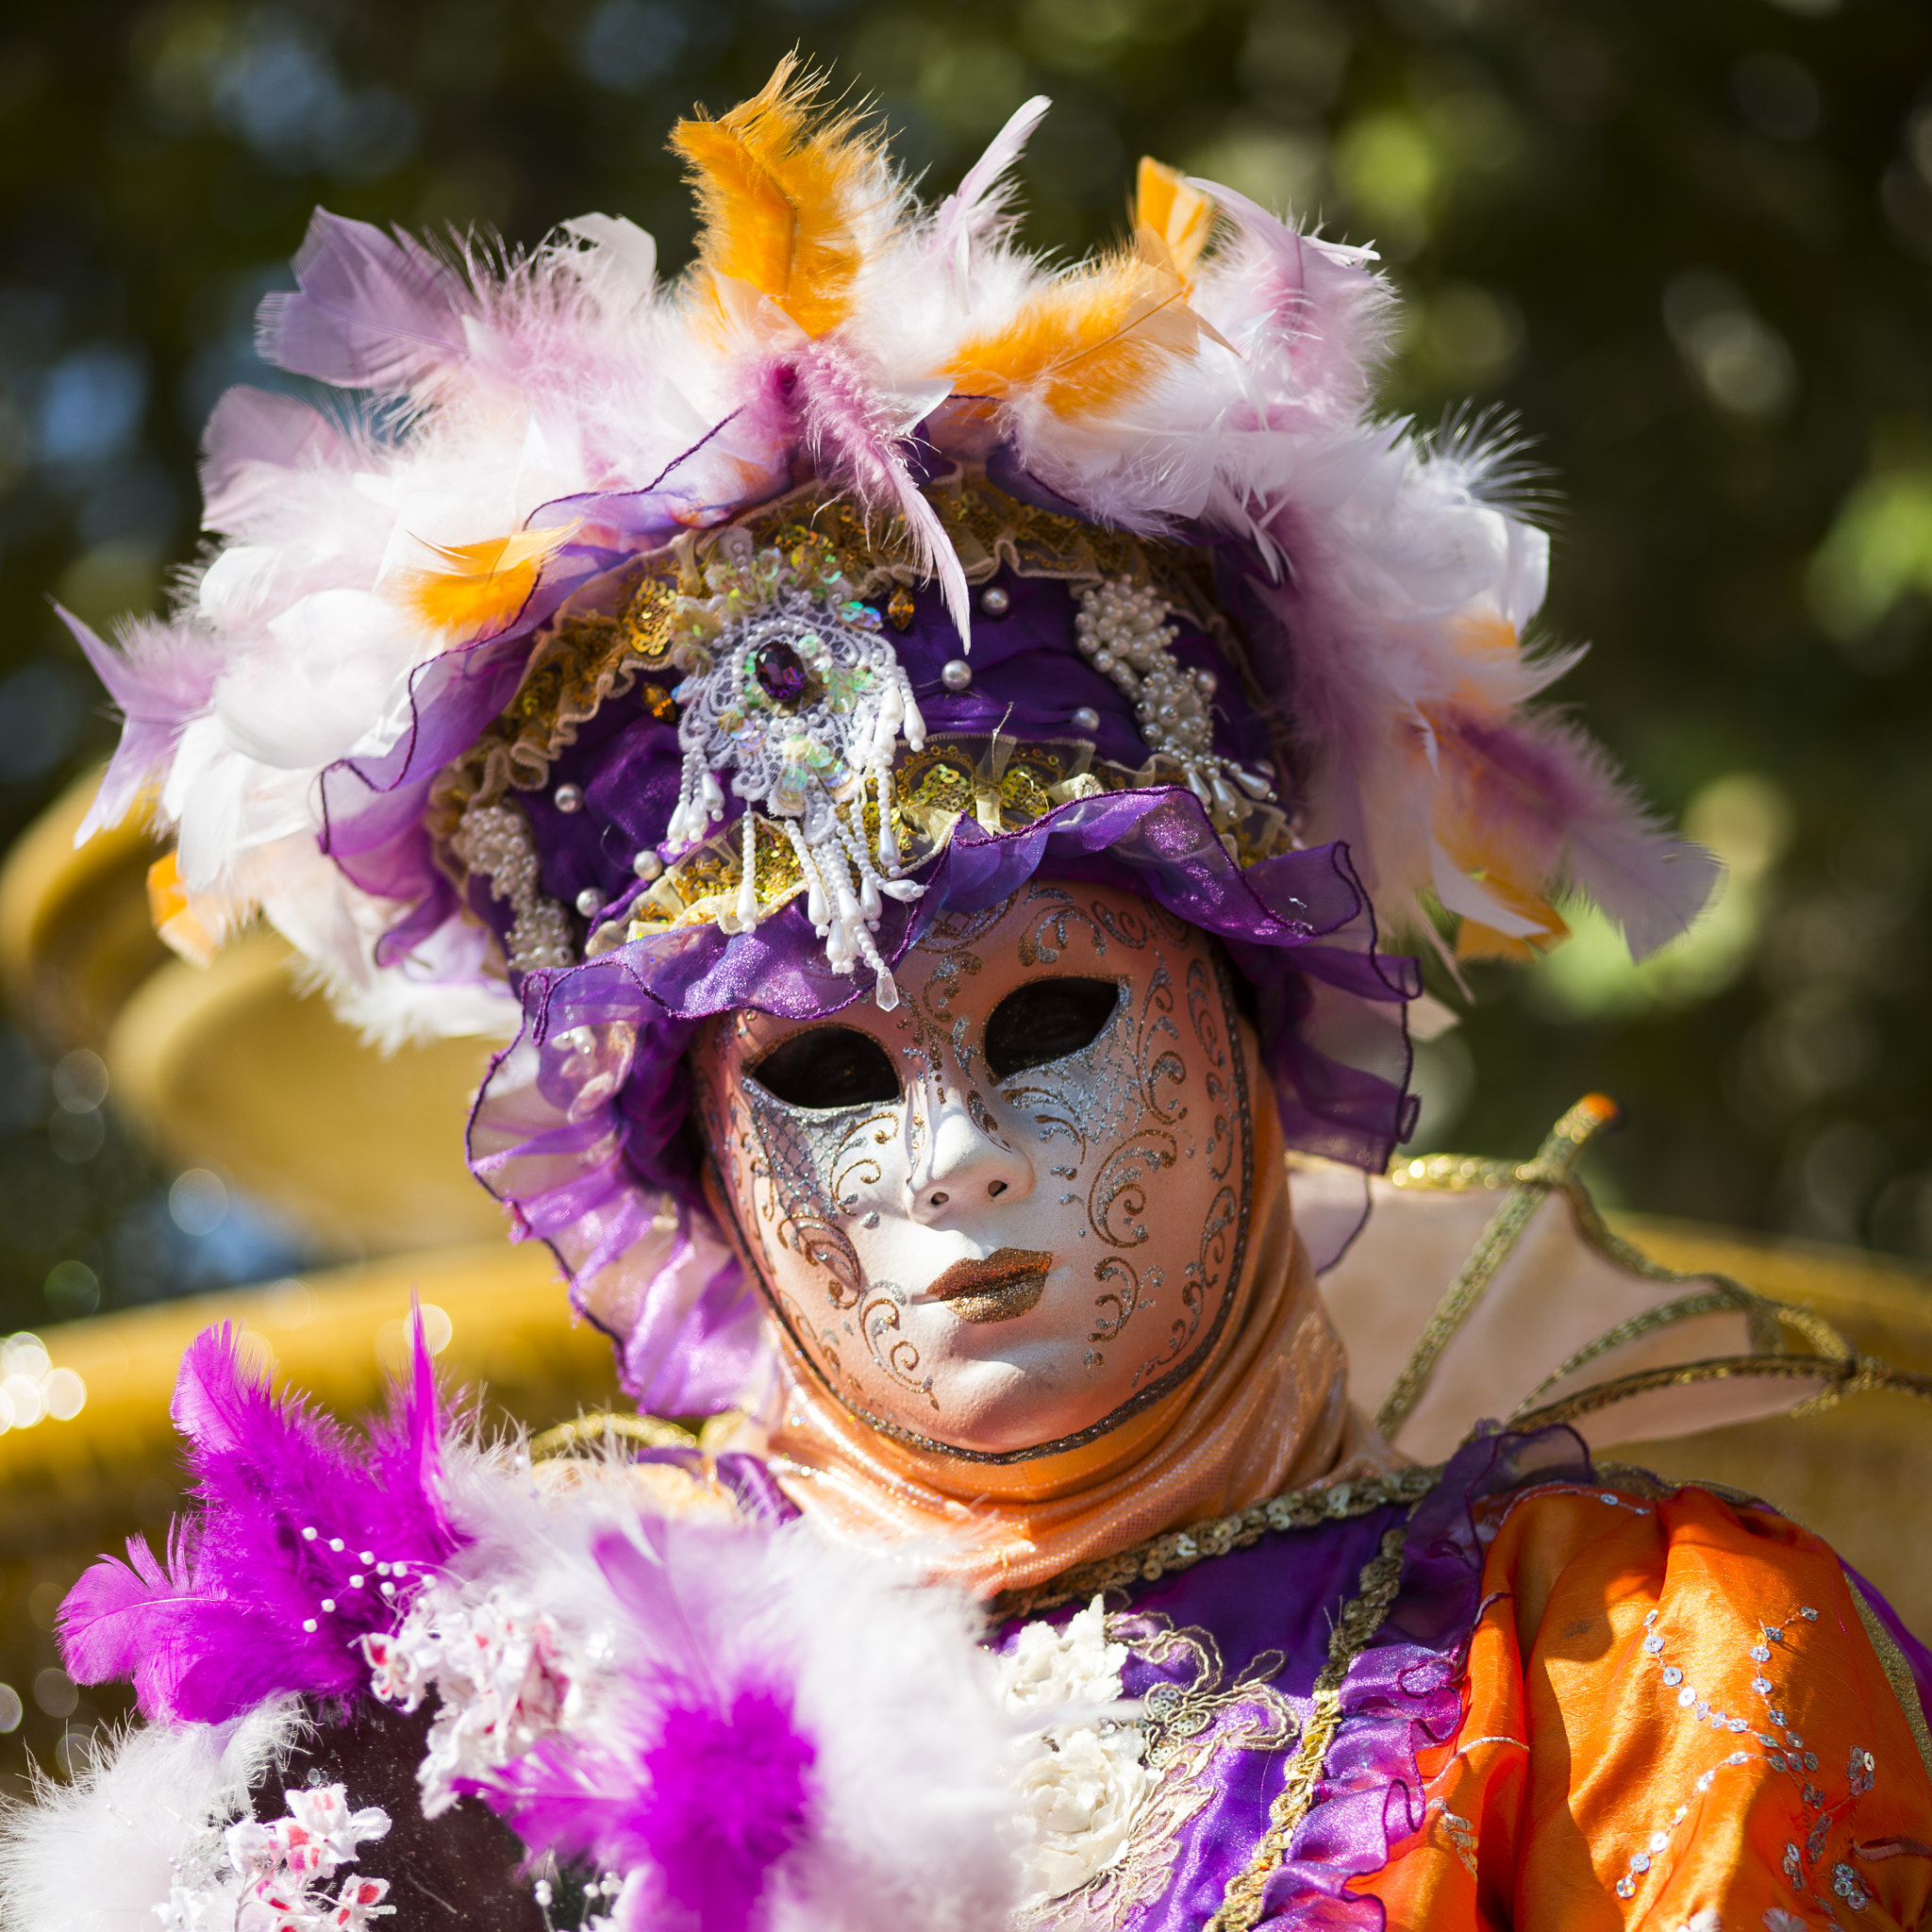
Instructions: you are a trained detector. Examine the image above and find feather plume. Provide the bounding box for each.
[0,1699,306,1932]
[257,208,475,392]
[458,1505,1018,1932]
[1134,158,1214,286]
[793,341,970,639]
[672,57,890,341]
[199,386,347,534]
[58,1317,460,1724]
[58,604,221,846]
[1433,705,1722,960]
[931,95,1051,300]
[947,246,1208,420]
[399,522,579,640]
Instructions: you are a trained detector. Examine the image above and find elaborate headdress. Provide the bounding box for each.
[68,61,1716,1412]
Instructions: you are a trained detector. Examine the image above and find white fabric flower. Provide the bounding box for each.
[994,1597,1156,1906]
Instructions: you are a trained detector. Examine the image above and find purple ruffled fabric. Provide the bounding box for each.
[1257,1425,1592,1928]
[469,782,1418,1413]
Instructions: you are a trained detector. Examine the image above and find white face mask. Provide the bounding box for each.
[691,880,1258,1458]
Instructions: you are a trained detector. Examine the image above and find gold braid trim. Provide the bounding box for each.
[989,1463,1441,1623]
[528,1410,699,1457]
[1373,1093,1622,1438]
[1204,1521,1412,1932]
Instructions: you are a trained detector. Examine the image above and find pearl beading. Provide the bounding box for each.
[1073,578,1275,829]
[450,800,574,973]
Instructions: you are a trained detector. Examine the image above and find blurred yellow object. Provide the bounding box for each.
[1616,1215,1932,1641]
[0,1240,611,1494]
[0,770,508,1256]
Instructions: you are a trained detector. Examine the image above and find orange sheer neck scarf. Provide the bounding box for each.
[763,1096,1388,1598]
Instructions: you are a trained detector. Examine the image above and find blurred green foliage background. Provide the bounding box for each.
[2,0,1932,1342]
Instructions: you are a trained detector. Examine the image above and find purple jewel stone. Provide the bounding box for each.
[755,641,809,704]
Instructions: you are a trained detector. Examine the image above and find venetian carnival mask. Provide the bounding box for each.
[691,879,1259,1458]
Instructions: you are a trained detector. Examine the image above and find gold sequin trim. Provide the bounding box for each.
[1370,1095,1925,1442]
[1373,1093,1620,1438]
[990,1463,1441,1624]
[430,473,1292,940]
[590,729,1292,954]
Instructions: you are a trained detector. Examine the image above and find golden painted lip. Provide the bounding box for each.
[924,1247,1054,1324]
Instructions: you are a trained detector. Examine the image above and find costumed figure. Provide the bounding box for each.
[9,60,1932,1932]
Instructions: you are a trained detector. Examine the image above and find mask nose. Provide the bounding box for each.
[904,1082,1033,1222]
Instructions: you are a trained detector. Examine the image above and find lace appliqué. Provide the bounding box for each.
[1018,1611,1300,1931]
[997,1598,1158,1913]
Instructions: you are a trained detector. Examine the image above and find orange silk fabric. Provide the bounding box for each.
[1359,1480,1932,1928]
[765,1096,1392,1597]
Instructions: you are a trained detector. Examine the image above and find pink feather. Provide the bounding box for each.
[1441,708,1722,958]
[199,385,348,533]
[793,338,971,642]
[930,96,1051,291]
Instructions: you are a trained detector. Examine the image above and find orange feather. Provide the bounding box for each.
[947,246,1208,419]
[948,156,1227,420]
[1135,158,1214,287]
[402,525,577,639]
[146,850,222,967]
[671,56,888,341]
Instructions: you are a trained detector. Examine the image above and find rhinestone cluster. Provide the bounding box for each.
[660,527,928,1005]
[450,799,574,973]
[1073,578,1274,828]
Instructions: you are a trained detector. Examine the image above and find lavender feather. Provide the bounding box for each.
[257,208,475,392]
[58,1318,460,1724]
[56,605,221,845]
[199,385,347,533]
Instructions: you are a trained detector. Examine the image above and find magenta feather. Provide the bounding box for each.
[484,1528,816,1932]
[58,1318,461,1724]
[257,208,475,392]
[58,605,222,845]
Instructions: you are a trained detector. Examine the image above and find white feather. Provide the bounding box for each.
[417,1444,1022,1932]
[0,1700,305,1932]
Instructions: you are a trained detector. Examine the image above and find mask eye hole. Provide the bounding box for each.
[750,1026,900,1109]
[985,977,1122,1081]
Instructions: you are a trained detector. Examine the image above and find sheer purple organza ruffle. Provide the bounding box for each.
[1257,1425,1592,1927]
[468,784,1419,1414]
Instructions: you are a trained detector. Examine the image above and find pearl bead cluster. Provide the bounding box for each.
[296,1524,414,1636]
[1074,577,1274,827]
[449,801,574,973]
